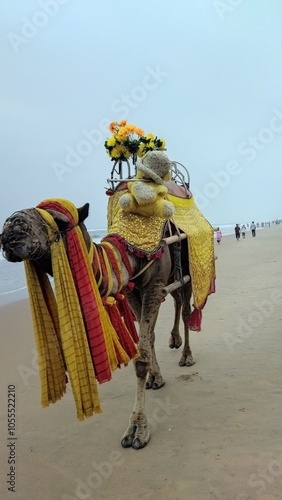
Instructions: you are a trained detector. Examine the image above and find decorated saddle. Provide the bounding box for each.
[107,180,216,331]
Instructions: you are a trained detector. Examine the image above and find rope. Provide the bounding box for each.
[130,259,155,280]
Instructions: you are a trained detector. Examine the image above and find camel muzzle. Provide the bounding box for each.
[1,210,49,262]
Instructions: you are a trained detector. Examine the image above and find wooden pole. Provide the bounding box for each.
[160,233,187,246]
[161,275,190,296]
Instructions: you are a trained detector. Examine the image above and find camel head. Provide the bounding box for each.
[0,202,90,264]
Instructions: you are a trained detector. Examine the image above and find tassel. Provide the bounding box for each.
[186,308,203,332]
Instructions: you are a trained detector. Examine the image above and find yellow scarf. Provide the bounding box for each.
[24,200,136,420]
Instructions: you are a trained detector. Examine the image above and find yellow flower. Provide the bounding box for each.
[110,145,123,158]
[107,136,116,147]
[145,133,154,140]
[137,143,146,157]
[116,132,127,142]
[159,140,166,150]
[120,147,131,159]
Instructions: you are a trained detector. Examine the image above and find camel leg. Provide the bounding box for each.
[169,290,183,349]
[179,324,195,367]
[146,323,165,391]
[179,283,195,367]
[122,278,167,449]
[121,303,163,448]
[121,345,151,449]
[123,288,163,389]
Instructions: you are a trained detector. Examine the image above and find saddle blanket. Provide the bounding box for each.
[107,190,215,310]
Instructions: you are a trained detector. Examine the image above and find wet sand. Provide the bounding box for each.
[0,225,282,500]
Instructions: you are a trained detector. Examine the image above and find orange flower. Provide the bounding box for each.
[126,124,135,133]
[134,127,144,137]
[118,119,127,126]
[109,122,117,133]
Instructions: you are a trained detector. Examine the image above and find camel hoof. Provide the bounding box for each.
[121,425,136,448]
[169,337,175,349]
[121,435,133,448]
[146,375,154,389]
[169,335,182,349]
[146,375,165,390]
[179,355,195,367]
[132,438,148,450]
[121,421,150,449]
[152,380,165,390]
[185,356,195,367]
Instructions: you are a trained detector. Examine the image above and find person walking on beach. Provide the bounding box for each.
[241,224,246,239]
[250,221,256,237]
[234,224,240,241]
[216,227,222,244]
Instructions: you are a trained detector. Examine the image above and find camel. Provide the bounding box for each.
[0,198,197,449]
[0,153,215,448]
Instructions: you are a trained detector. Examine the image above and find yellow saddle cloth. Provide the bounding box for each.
[167,194,215,309]
[107,191,215,311]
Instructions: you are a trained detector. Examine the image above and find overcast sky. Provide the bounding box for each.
[1,0,282,229]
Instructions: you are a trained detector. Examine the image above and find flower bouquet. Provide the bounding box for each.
[104,120,166,162]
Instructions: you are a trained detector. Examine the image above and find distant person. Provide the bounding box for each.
[250,221,256,237]
[234,224,240,241]
[241,224,246,239]
[215,227,222,244]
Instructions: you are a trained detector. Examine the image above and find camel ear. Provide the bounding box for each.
[44,203,89,230]
[77,203,89,223]
[46,210,69,231]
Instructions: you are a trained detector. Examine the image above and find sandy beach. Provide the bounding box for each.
[0,225,282,500]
